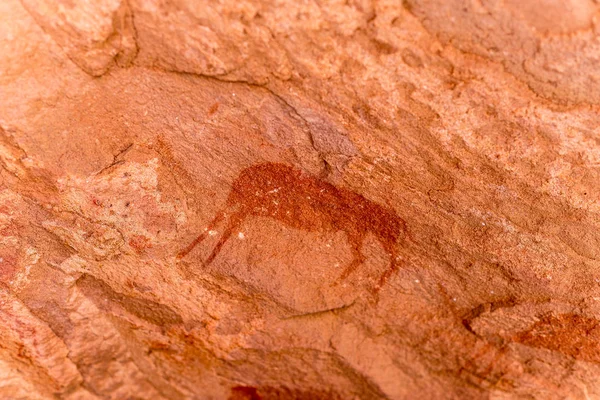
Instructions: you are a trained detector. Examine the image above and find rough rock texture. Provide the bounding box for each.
[2,0,600,398]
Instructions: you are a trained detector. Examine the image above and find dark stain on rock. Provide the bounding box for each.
[370,38,398,55]
[229,386,261,400]
[401,48,424,68]
[514,313,600,363]
[178,162,407,290]
[77,274,183,326]
[228,385,343,400]
[353,102,386,129]
[207,102,220,116]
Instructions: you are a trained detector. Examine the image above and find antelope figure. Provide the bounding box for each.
[177,162,406,290]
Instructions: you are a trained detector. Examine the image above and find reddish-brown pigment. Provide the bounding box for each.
[178,162,406,289]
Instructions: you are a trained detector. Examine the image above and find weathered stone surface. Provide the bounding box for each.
[2,0,600,398]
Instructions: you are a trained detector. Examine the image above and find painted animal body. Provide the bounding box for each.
[177,162,406,289]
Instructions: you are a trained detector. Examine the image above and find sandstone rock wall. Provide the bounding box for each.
[2,0,600,398]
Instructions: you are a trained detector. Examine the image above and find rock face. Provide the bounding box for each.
[1,0,600,398]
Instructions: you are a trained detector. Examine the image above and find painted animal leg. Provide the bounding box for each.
[176,210,226,259]
[337,236,365,281]
[204,211,244,266]
[377,244,400,290]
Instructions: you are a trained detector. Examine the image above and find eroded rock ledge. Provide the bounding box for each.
[2,0,600,399]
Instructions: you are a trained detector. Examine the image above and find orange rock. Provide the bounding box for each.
[2,0,600,398]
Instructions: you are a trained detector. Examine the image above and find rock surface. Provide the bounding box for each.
[2,0,600,398]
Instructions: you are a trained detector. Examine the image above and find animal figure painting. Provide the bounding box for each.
[177,163,406,290]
